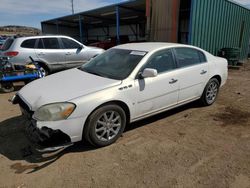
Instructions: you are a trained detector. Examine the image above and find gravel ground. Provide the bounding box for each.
[0,62,250,188]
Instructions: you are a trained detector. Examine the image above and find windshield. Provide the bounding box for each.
[79,48,147,80]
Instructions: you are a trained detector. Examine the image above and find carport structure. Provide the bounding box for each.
[42,0,250,60]
[41,0,146,44]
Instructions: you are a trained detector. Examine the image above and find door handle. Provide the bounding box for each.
[65,52,71,55]
[38,52,45,56]
[200,70,207,75]
[169,78,178,84]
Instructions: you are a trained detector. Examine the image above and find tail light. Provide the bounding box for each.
[4,51,19,57]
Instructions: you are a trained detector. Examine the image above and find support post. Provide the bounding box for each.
[136,24,138,41]
[107,26,110,37]
[56,21,59,34]
[116,6,120,45]
[79,15,83,43]
[41,23,44,34]
[188,0,195,44]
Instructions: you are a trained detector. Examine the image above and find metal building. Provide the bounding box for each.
[41,0,250,60]
[189,0,250,59]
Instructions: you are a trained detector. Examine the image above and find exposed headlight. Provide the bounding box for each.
[33,102,76,121]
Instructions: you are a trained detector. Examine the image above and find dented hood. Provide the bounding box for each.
[18,68,121,111]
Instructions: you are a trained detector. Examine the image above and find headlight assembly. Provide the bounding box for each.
[33,102,76,121]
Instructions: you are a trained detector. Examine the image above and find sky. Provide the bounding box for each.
[0,0,249,29]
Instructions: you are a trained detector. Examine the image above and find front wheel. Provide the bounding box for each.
[83,104,126,147]
[200,78,220,106]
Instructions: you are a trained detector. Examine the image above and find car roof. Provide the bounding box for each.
[13,35,72,40]
[114,42,195,52]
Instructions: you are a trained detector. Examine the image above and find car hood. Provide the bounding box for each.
[18,68,121,111]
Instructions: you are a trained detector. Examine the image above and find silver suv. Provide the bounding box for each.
[0,35,104,75]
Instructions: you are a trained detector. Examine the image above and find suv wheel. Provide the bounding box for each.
[38,64,49,77]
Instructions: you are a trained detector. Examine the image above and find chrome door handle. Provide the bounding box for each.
[169,78,178,84]
[200,70,207,75]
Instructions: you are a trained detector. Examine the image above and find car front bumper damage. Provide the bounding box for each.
[13,95,74,152]
[26,120,73,152]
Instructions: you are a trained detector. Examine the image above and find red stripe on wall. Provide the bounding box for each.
[171,0,178,42]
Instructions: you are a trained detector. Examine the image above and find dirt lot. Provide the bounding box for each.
[0,62,250,188]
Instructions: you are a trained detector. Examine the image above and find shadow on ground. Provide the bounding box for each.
[0,101,202,174]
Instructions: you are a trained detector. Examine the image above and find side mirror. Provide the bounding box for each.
[140,68,158,78]
[78,45,84,49]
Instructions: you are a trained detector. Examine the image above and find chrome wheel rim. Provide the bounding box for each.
[206,81,218,104]
[39,67,47,77]
[95,111,122,141]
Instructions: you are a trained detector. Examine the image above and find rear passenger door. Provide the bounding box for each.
[173,47,209,103]
[19,39,36,63]
[35,38,66,68]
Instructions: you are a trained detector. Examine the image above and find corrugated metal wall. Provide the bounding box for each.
[189,0,250,59]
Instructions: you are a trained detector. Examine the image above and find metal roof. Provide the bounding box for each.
[42,0,146,28]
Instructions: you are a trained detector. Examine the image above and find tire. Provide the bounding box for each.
[83,104,126,147]
[38,64,49,77]
[200,78,220,106]
[0,82,14,93]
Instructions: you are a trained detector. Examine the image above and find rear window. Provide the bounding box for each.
[42,38,60,49]
[1,38,14,51]
[21,39,36,49]
[174,48,207,68]
[36,39,44,49]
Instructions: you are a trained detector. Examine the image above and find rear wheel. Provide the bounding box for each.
[0,82,14,93]
[200,78,220,106]
[83,104,126,147]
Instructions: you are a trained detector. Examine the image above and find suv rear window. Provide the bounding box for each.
[42,38,60,49]
[21,39,36,49]
[1,38,14,51]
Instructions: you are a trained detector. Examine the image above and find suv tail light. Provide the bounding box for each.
[4,51,19,57]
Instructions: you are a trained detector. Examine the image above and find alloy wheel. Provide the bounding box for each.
[95,111,122,142]
[206,81,218,104]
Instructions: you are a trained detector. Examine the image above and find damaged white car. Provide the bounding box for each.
[12,43,228,150]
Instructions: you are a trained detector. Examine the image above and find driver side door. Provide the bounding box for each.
[60,37,89,68]
[134,49,179,118]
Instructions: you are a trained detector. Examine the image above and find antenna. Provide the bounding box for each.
[71,0,74,14]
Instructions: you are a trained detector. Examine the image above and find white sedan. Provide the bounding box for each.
[12,43,228,149]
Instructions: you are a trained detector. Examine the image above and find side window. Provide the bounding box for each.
[61,38,81,49]
[20,39,36,49]
[42,38,60,49]
[174,48,207,68]
[198,51,207,63]
[143,49,176,74]
[36,39,44,49]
